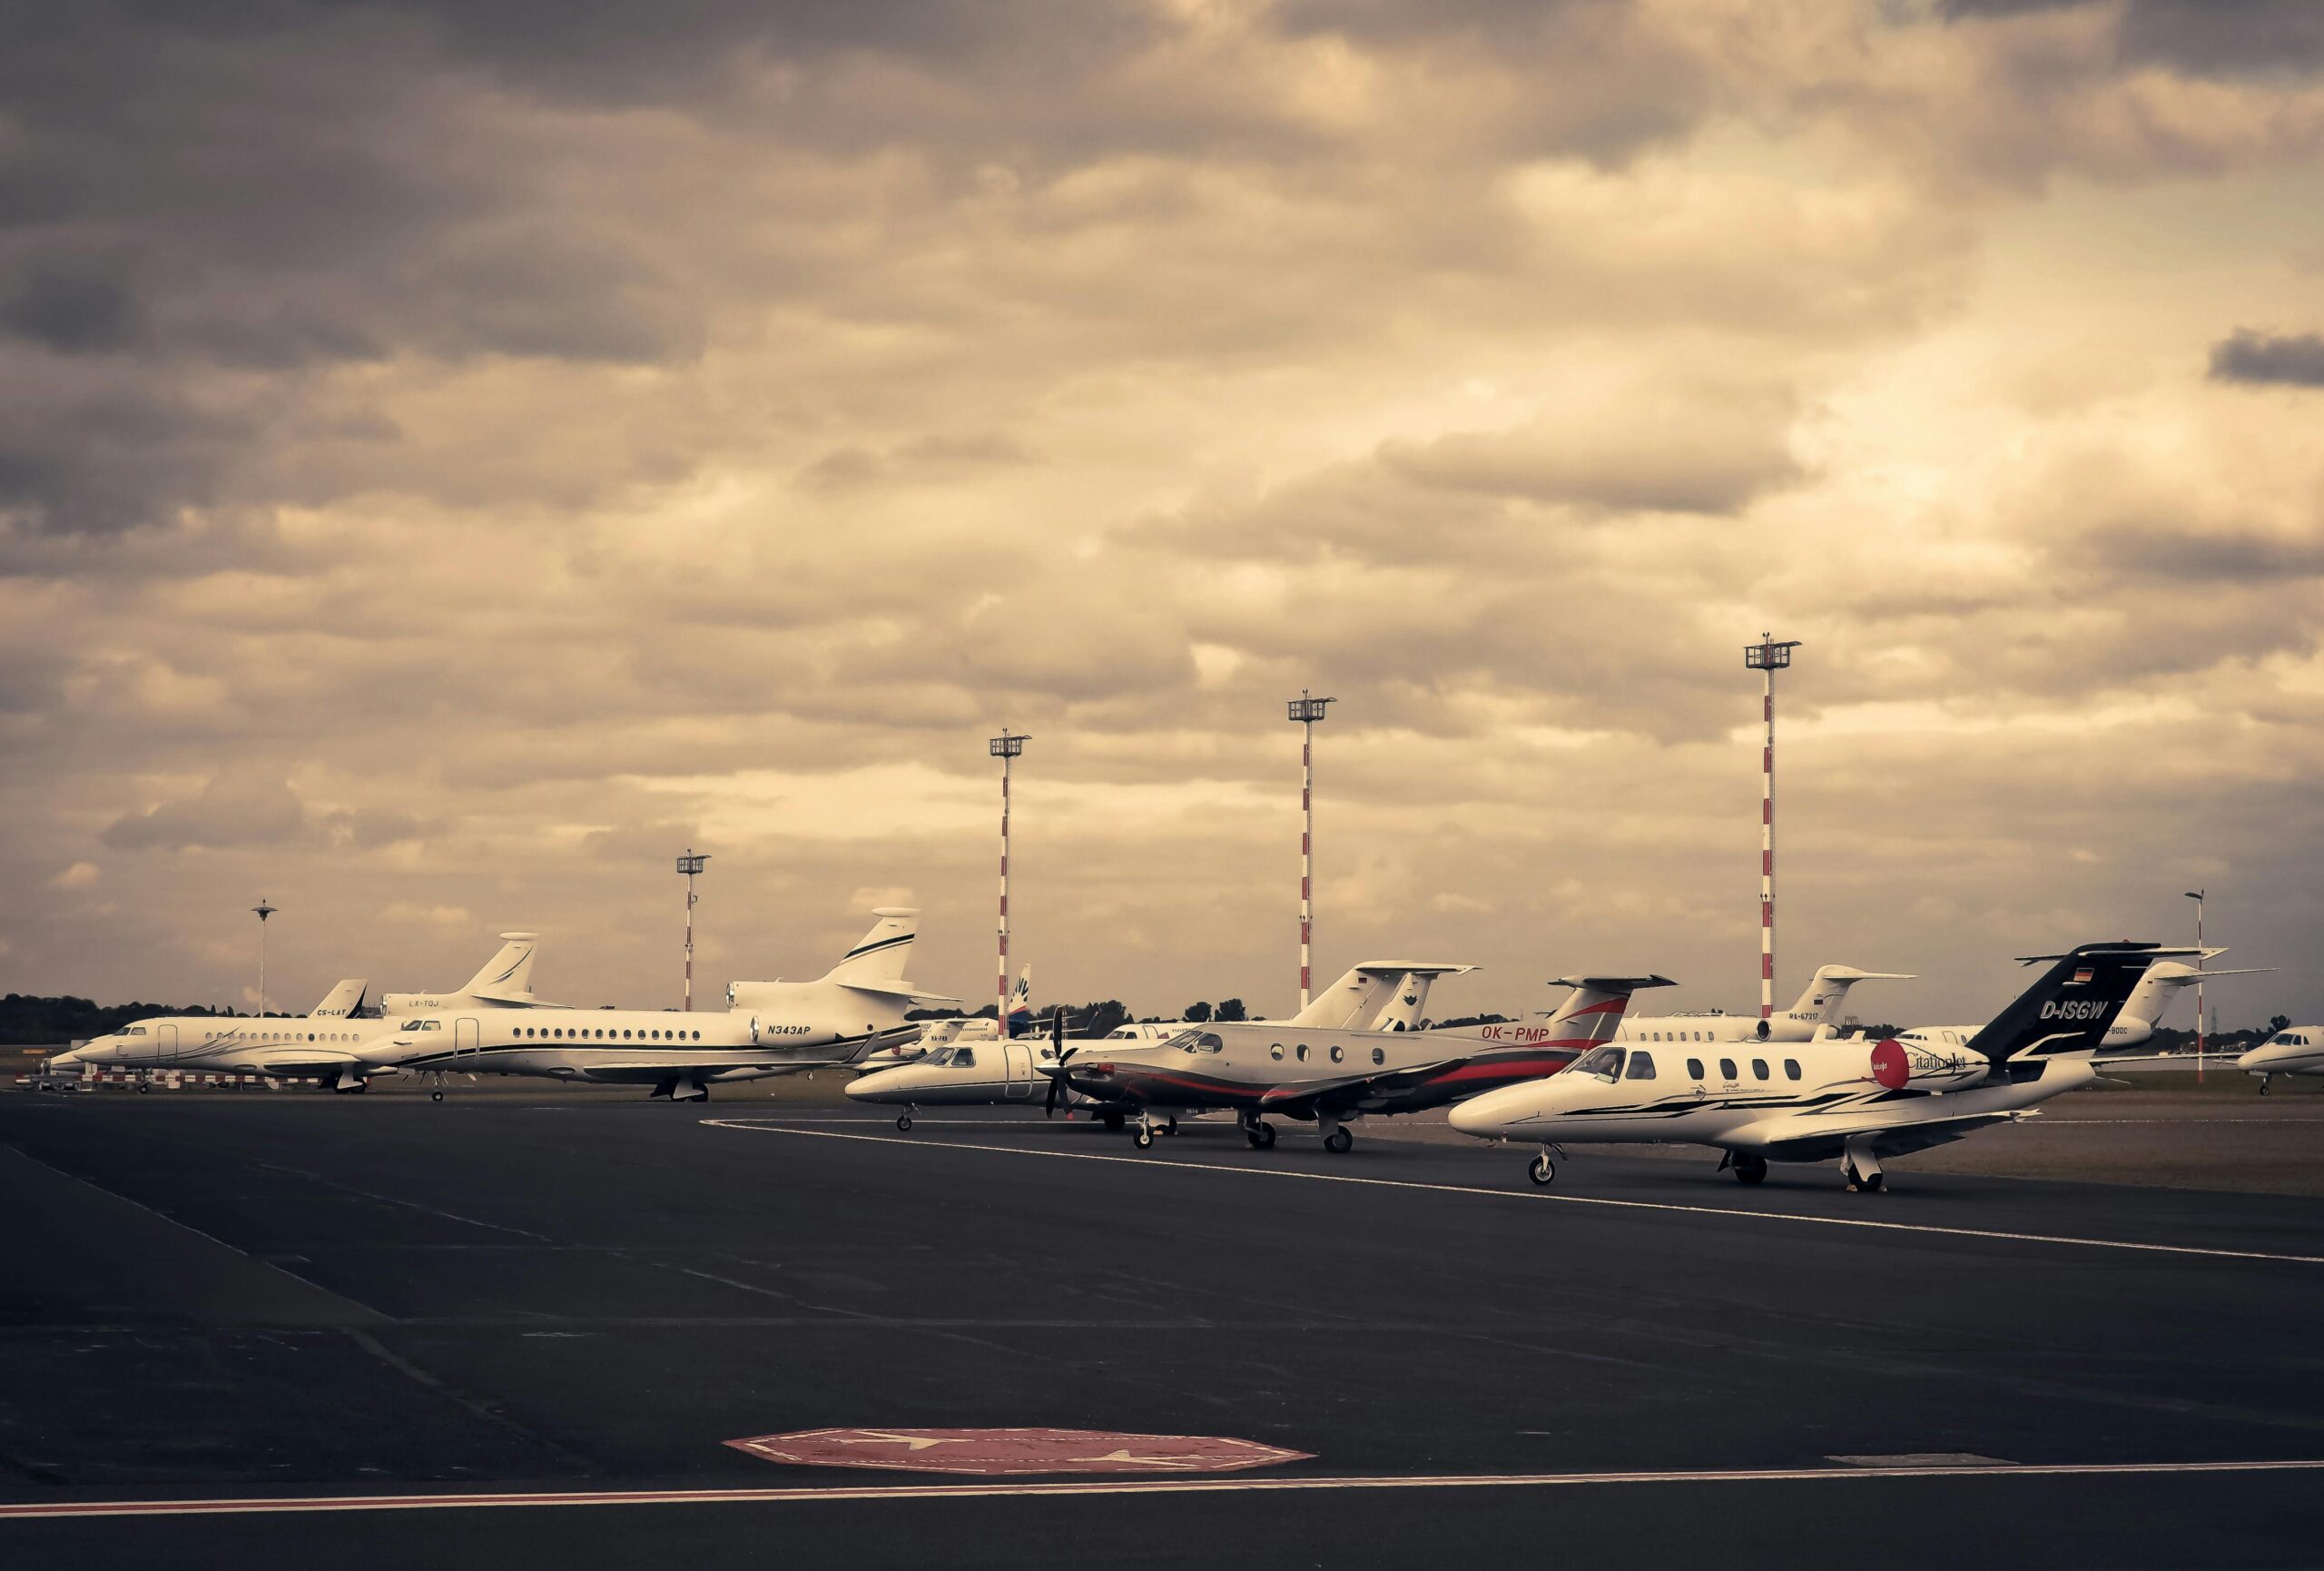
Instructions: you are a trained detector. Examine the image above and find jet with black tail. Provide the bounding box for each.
[1450,941,2199,1191]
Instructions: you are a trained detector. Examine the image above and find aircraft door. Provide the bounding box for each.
[150,1025,175,1062]
[455,1017,480,1062]
[1004,1042,1032,1098]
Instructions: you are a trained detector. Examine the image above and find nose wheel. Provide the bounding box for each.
[1528,1151,1556,1186]
[896,1110,914,1131]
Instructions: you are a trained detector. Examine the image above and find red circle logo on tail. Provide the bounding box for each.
[1870,1038,1909,1090]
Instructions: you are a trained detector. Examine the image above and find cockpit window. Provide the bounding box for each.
[1573,1045,1626,1082]
[1626,1051,1657,1081]
[954,1048,977,1069]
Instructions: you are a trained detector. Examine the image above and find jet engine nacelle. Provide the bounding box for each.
[1870,1037,1990,1092]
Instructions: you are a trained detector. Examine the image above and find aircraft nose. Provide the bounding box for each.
[1450,1087,1532,1139]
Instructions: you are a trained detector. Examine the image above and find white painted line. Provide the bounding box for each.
[10,1458,2324,1520]
[702,1121,2324,1268]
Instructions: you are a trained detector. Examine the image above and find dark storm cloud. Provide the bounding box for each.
[2210,329,2324,389]
[1937,0,2324,75]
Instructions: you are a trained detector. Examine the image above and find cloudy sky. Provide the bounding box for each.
[4,0,2320,1029]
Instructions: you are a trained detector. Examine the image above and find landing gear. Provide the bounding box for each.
[896,1109,914,1131]
[1528,1151,1557,1187]
[1245,1121,1277,1150]
[2260,1075,2272,1096]
[431,1089,444,1102]
[1730,1153,1768,1186]
[1841,1139,1885,1192]
[1134,1121,1157,1151]
[136,1079,150,1095]
[1101,1112,1126,1131]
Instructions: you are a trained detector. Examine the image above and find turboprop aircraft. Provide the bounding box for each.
[1618,965,1912,1046]
[1448,941,2196,1192]
[49,978,389,1087]
[2240,1027,2324,1093]
[851,960,1499,1133]
[381,907,950,1101]
[848,1009,1138,1130]
[1043,966,1672,1152]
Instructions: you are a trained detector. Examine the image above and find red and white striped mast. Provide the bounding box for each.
[675,849,708,1010]
[990,728,1028,1023]
[1286,691,1335,1011]
[1744,635,1801,1025]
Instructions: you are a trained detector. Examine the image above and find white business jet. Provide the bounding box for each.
[50,978,392,1088]
[382,907,951,1101]
[1618,965,1913,1046]
[2240,1026,2324,1092]
[1450,942,2197,1192]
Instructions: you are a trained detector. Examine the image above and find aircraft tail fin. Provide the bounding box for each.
[1293,963,1474,1031]
[1974,943,2199,1062]
[310,978,370,1019]
[460,933,540,1003]
[1003,965,1035,1038]
[821,908,921,988]
[1540,974,1677,1047]
[1784,965,1914,1030]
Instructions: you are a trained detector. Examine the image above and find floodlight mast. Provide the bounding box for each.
[990,729,1028,1023]
[2184,889,2206,1081]
[675,851,709,1011]
[1743,635,1802,1024]
[251,899,277,1018]
[1286,692,1335,1010]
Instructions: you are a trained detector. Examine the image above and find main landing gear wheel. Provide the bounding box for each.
[1102,1112,1126,1132]
[431,1089,444,1102]
[1528,1151,1556,1186]
[1246,1121,1277,1150]
[137,1081,150,1095]
[1323,1128,1354,1154]
[1731,1153,1768,1186]
[896,1112,913,1131]
[1844,1164,1885,1193]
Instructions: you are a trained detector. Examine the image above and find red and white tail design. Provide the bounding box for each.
[1539,975,1677,1049]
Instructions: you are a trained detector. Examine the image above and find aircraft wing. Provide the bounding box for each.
[1256,1060,1472,1118]
[239,1049,369,1078]
[834,979,960,1003]
[1729,1106,2035,1164]
[569,1058,852,1085]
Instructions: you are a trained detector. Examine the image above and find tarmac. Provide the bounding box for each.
[5,1087,2323,1569]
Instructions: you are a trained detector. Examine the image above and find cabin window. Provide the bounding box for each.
[1784,1059,1801,1080]
[1626,1051,1657,1081]
[1295,1044,1310,1062]
[1372,1047,1385,1065]
[1752,1059,1769,1080]
[1329,1045,1344,1063]
[1687,1057,1704,1080]
[1718,1058,1738,1081]
[692,1031,702,1041]
[1270,1043,1284,1060]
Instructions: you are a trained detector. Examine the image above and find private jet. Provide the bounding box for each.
[1449,941,2196,1192]
[2240,1026,2324,1093]
[384,907,950,1101]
